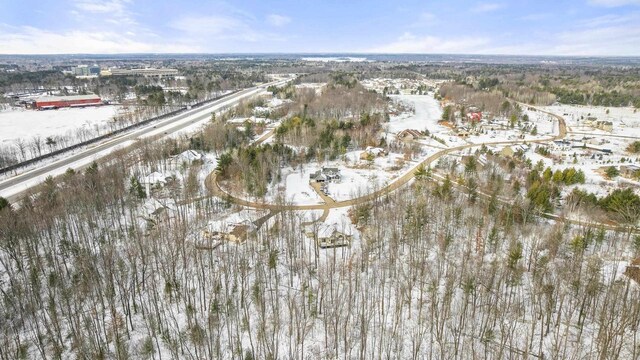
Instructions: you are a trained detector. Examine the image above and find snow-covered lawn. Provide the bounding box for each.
[325,167,391,201]
[387,94,443,134]
[0,106,120,144]
[324,150,427,201]
[262,149,430,205]
[263,167,325,205]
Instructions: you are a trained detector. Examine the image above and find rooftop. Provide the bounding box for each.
[35,94,101,102]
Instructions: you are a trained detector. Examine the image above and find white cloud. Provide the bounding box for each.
[0,25,197,54]
[588,0,640,7]
[472,2,505,13]
[369,32,491,53]
[552,22,640,55]
[171,15,244,36]
[266,14,291,27]
[73,0,129,13]
[170,14,286,43]
[480,13,640,56]
[576,13,639,27]
[370,11,640,56]
[72,0,137,26]
[170,15,261,42]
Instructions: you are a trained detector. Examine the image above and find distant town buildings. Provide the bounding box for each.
[64,64,101,78]
[106,68,179,78]
[62,65,179,78]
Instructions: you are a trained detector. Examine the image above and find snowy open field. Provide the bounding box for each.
[388,94,443,134]
[0,106,121,144]
[543,104,640,137]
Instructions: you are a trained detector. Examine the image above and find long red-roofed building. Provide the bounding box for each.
[35,94,102,110]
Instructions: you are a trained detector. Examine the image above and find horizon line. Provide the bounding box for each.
[1,52,640,59]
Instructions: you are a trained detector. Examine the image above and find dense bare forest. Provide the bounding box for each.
[1,120,640,359]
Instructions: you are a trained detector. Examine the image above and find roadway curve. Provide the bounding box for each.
[205,103,567,211]
[206,105,640,232]
[0,79,290,202]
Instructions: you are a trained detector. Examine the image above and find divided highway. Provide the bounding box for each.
[0,78,290,202]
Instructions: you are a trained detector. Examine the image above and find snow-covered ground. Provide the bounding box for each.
[261,149,430,205]
[543,104,640,136]
[388,94,443,134]
[264,167,325,205]
[524,108,557,135]
[325,167,392,201]
[0,106,121,144]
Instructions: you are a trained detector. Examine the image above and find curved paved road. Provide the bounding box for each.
[205,102,567,211]
[205,103,640,233]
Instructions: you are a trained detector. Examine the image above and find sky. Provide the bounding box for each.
[0,0,640,56]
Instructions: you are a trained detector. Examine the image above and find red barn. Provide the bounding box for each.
[35,95,102,110]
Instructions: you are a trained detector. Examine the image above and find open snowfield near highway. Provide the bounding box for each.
[0,105,121,144]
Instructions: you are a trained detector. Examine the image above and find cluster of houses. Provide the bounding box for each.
[551,138,611,154]
[584,117,614,132]
[201,210,358,249]
[360,78,439,95]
